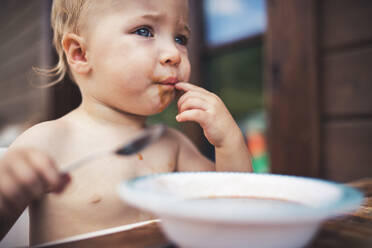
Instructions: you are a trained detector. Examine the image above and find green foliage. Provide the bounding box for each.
[207,44,264,122]
[147,101,181,129]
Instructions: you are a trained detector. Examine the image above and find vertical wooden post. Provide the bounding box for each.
[265,0,321,177]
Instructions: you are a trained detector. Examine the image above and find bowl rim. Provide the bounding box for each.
[118,172,363,224]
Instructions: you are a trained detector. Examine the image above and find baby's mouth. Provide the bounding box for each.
[155,77,179,87]
[156,82,175,87]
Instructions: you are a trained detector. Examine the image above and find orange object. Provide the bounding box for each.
[137,153,143,160]
[247,132,266,157]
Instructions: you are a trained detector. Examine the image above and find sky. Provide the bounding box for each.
[204,0,267,45]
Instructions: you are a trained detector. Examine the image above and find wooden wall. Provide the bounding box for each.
[266,0,372,182]
[0,0,52,126]
[320,0,372,182]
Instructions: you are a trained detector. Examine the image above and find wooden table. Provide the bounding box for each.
[46,178,372,248]
[307,178,372,248]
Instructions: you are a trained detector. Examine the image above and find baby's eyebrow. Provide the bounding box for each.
[139,13,162,21]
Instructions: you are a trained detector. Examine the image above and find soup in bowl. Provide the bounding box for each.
[118,172,363,248]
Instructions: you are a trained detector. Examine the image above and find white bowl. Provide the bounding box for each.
[118,172,363,248]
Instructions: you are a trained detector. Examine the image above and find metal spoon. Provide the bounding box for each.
[61,124,165,173]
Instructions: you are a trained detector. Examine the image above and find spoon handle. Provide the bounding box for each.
[60,125,165,173]
[61,149,110,173]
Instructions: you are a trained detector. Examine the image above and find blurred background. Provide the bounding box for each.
[1,0,372,183]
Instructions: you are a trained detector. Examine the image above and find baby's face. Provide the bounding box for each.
[82,0,191,116]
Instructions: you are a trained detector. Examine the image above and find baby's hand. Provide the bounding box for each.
[0,148,70,214]
[176,82,242,148]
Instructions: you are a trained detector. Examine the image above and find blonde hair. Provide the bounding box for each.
[34,0,90,86]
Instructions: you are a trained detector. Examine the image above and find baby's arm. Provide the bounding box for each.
[175,82,252,172]
[0,133,69,240]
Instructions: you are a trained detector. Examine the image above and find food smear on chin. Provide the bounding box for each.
[157,84,175,110]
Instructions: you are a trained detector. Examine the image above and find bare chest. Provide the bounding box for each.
[30,148,176,243]
[60,142,177,200]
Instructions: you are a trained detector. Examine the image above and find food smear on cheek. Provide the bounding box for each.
[137,153,143,160]
[157,85,175,111]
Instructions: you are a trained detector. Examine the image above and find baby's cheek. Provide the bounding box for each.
[181,58,191,82]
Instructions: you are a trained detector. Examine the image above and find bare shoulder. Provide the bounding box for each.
[10,118,72,152]
[164,126,215,172]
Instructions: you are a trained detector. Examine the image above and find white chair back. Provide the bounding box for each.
[0,147,7,157]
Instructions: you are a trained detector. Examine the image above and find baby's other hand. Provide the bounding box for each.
[0,148,69,214]
[176,82,242,148]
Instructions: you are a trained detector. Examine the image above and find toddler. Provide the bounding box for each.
[1,0,252,245]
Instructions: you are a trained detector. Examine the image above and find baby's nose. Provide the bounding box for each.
[159,43,181,66]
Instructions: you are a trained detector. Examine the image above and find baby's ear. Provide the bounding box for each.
[62,33,91,74]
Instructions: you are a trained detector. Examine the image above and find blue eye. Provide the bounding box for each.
[134,27,153,37]
[175,35,188,46]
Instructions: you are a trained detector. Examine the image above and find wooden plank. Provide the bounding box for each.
[0,38,44,94]
[265,0,321,177]
[0,91,48,124]
[322,47,372,116]
[44,221,168,248]
[324,121,372,182]
[320,0,372,50]
[0,2,42,45]
[0,0,50,124]
[309,178,372,248]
